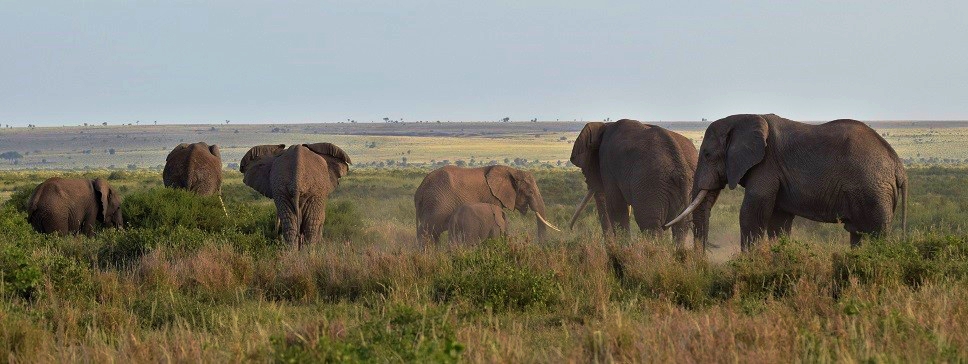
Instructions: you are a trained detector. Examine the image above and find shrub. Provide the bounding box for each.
[609,243,733,309]
[322,201,366,242]
[0,244,41,300]
[122,188,230,232]
[730,238,826,300]
[434,239,559,312]
[834,235,968,289]
[3,185,34,213]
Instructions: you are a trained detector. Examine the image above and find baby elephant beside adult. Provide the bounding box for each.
[26,177,124,236]
[447,203,509,245]
[240,143,351,248]
[415,165,560,245]
[163,142,223,196]
[666,114,908,250]
[568,119,698,246]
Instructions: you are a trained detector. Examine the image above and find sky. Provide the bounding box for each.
[1,1,967,126]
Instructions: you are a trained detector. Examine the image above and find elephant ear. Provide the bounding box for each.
[725,115,769,189]
[166,143,190,162]
[240,144,285,173]
[485,166,517,209]
[92,178,111,222]
[208,144,221,159]
[569,122,606,169]
[304,143,352,178]
[242,156,275,198]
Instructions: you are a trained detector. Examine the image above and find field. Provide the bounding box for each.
[2,122,968,362]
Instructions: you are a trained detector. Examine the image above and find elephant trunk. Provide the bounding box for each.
[691,189,720,251]
[529,194,559,242]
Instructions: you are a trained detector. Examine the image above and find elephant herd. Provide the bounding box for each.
[24,114,909,252]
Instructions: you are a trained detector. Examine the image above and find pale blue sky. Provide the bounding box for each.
[1,1,966,125]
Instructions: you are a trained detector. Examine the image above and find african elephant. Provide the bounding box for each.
[241,143,351,247]
[163,142,223,196]
[568,120,698,245]
[26,177,123,236]
[666,114,908,250]
[447,203,509,245]
[415,165,559,245]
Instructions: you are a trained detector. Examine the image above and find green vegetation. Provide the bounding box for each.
[0,166,967,361]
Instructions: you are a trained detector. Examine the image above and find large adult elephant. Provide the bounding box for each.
[26,177,124,236]
[163,142,223,196]
[666,114,908,250]
[240,143,351,247]
[568,120,698,245]
[415,165,560,245]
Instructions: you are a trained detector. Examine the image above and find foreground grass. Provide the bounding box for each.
[1,167,967,362]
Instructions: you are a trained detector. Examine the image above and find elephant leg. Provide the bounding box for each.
[275,198,300,247]
[301,198,327,247]
[767,210,794,240]
[603,190,630,237]
[592,192,613,236]
[739,193,777,252]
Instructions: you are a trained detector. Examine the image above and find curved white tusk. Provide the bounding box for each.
[664,190,708,228]
[536,211,562,232]
[569,191,595,229]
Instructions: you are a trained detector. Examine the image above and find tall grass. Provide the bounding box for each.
[0,167,966,361]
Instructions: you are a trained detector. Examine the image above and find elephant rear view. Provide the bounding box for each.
[415,165,559,245]
[447,203,509,245]
[163,142,223,196]
[26,177,124,236]
[241,143,351,247]
[569,120,698,245]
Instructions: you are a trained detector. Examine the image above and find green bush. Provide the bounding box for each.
[0,244,41,300]
[834,235,968,289]
[730,238,825,300]
[433,240,559,312]
[3,185,34,213]
[322,201,366,242]
[610,246,733,309]
[122,187,230,232]
[271,304,464,363]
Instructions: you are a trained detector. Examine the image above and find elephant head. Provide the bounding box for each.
[239,144,286,174]
[93,178,124,228]
[667,114,767,246]
[568,122,613,229]
[484,165,560,242]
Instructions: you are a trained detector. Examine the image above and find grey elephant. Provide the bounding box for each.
[415,165,559,245]
[26,177,124,236]
[163,142,223,196]
[667,114,908,250]
[241,143,351,247]
[447,203,509,245]
[568,120,698,245]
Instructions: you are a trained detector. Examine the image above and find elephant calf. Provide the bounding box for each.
[26,177,124,236]
[447,203,509,245]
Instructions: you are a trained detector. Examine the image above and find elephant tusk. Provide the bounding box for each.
[569,191,595,229]
[536,211,562,232]
[664,190,708,228]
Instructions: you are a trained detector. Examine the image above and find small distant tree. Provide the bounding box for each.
[455,160,466,167]
[102,122,107,126]
[504,158,510,164]
[108,148,116,155]
[501,117,510,123]
[0,151,24,162]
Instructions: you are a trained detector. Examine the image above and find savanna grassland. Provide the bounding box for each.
[1,121,968,362]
